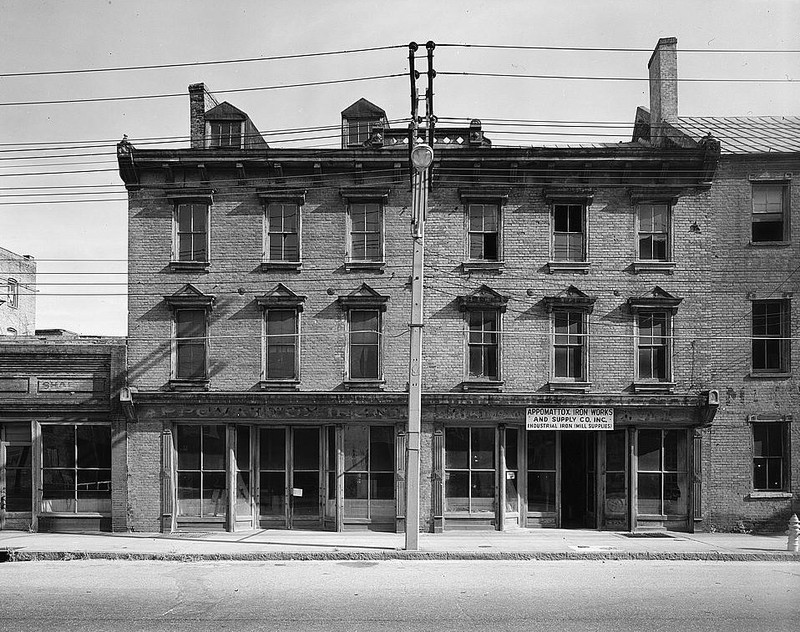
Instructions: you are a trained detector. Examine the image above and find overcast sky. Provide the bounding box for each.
[1,0,798,336]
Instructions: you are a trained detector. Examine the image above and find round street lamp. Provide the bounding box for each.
[410,143,434,171]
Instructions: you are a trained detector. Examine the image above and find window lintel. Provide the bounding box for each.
[543,187,593,205]
[339,187,389,201]
[459,188,510,204]
[628,287,682,313]
[747,414,793,424]
[629,188,680,205]
[165,189,213,203]
[338,283,389,311]
[164,284,215,310]
[458,286,508,313]
[257,188,306,204]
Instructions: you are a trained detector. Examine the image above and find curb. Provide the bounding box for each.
[6,550,800,562]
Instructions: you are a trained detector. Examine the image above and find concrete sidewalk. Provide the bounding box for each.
[1,528,798,561]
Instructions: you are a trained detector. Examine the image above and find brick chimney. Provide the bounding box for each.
[189,83,219,149]
[648,37,678,146]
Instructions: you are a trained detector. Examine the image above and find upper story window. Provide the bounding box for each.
[266,203,300,263]
[458,285,508,391]
[209,120,242,148]
[164,284,215,388]
[348,120,375,146]
[752,182,789,243]
[544,286,595,392]
[173,201,210,268]
[256,283,306,388]
[553,204,585,262]
[628,287,682,392]
[750,416,790,493]
[349,202,383,263]
[468,203,500,261]
[751,299,790,375]
[638,204,670,261]
[7,278,18,309]
[338,284,389,389]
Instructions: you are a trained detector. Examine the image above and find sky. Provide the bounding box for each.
[1,0,798,336]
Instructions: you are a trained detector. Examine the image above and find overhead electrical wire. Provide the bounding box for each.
[438,71,797,83]
[438,43,800,54]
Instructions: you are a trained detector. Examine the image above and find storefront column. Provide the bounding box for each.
[497,425,506,531]
[432,426,443,533]
[627,426,637,532]
[160,428,174,532]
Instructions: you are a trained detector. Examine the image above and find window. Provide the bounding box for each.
[7,278,18,309]
[553,203,585,261]
[348,309,381,380]
[752,300,790,373]
[553,311,586,381]
[444,427,495,514]
[266,202,300,263]
[176,425,226,518]
[637,311,670,382]
[349,202,383,262]
[175,309,207,380]
[752,183,788,243]
[638,204,670,261]
[468,203,500,261]
[637,429,687,517]
[209,120,242,148]
[527,431,556,513]
[174,202,209,263]
[468,310,499,381]
[343,425,395,520]
[265,309,298,380]
[41,424,111,514]
[753,422,786,491]
[347,119,375,146]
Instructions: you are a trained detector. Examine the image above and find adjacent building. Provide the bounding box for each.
[0,246,36,337]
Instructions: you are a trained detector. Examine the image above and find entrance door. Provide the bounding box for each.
[600,429,629,530]
[559,431,597,528]
[0,424,33,531]
[258,427,322,529]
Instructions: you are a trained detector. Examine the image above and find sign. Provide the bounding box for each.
[526,407,614,430]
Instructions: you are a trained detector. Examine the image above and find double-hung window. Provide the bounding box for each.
[256,283,305,386]
[752,182,788,243]
[7,278,18,309]
[553,204,585,261]
[751,418,788,492]
[459,286,508,389]
[338,284,388,388]
[752,299,790,374]
[468,203,500,261]
[266,203,300,263]
[208,121,242,148]
[544,286,595,391]
[174,202,209,265]
[165,284,215,387]
[638,204,670,261]
[348,202,383,263]
[628,288,682,392]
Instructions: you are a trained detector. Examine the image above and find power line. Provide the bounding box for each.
[439,71,798,84]
[438,43,800,54]
[0,44,406,78]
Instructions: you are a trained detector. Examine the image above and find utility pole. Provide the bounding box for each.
[405,41,434,551]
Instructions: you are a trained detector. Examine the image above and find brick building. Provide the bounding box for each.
[0,246,36,337]
[112,38,796,535]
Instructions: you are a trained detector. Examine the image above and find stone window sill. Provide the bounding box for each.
[748,241,791,248]
[343,379,385,391]
[633,261,676,274]
[169,261,209,272]
[344,261,386,272]
[633,381,675,394]
[169,379,210,391]
[547,381,591,393]
[260,261,302,271]
[748,491,792,499]
[461,380,504,392]
[260,380,300,391]
[462,260,504,273]
[547,261,591,274]
[748,371,792,379]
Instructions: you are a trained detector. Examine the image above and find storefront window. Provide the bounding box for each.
[343,425,394,520]
[505,428,519,513]
[527,431,556,513]
[604,430,627,521]
[235,426,251,518]
[445,427,495,514]
[259,427,286,518]
[176,425,226,518]
[637,429,687,516]
[3,423,32,513]
[41,424,111,513]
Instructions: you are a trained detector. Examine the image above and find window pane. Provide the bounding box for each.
[177,341,205,379]
[236,426,250,470]
[6,465,31,512]
[505,428,518,470]
[663,430,686,472]
[469,205,484,231]
[606,430,626,471]
[370,426,394,472]
[350,345,378,379]
[42,426,75,468]
[753,221,783,242]
[664,473,687,516]
[364,204,380,232]
[444,471,470,512]
[77,470,111,513]
[372,473,394,501]
[483,233,498,260]
[235,472,251,517]
[445,428,469,469]
[344,473,368,499]
[293,428,319,471]
[344,425,369,472]
[259,471,285,516]
[528,472,555,512]
[202,471,226,516]
[637,472,662,514]
[177,425,201,470]
[202,425,226,471]
[471,428,495,469]
[42,469,76,503]
[177,472,200,516]
[471,471,495,513]
[77,426,111,469]
[284,234,299,261]
[469,234,484,259]
[638,430,661,471]
[260,428,285,470]
[527,431,556,470]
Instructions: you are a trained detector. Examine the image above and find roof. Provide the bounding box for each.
[672,116,800,155]
[341,98,386,119]
[204,101,247,120]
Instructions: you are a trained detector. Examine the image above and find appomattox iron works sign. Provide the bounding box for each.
[526,407,614,430]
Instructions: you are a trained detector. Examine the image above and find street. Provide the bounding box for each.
[0,560,796,631]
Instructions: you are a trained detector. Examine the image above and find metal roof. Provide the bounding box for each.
[672,116,800,155]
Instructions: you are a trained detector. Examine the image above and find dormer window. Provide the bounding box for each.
[341,98,387,148]
[209,121,242,148]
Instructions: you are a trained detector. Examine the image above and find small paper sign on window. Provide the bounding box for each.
[292,488,303,497]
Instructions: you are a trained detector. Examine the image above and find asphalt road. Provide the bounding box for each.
[0,560,797,631]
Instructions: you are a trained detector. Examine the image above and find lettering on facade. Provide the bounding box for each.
[37,378,103,394]
[155,404,398,420]
[526,407,614,430]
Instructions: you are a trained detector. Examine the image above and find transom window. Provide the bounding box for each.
[637,429,687,517]
[348,309,381,380]
[41,424,111,514]
[752,300,789,373]
[444,427,495,514]
[266,203,300,262]
[637,311,670,381]
[468,309,499,381]
[553,204,585,261]
[175,203,209,263]
[265,309,298,380]
[468,203,500,261]
[752,183,788,243]
[349,202,383,262]
[175,308,207,380]
[638,204,670,261]
[209,121,242,148]
[753,422,786,491]
[553,311,586,381]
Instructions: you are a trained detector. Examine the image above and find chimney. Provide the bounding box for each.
[189,83,219,149]
[648,37,678,146]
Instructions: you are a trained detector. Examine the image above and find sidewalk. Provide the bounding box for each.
[1,528,798,561]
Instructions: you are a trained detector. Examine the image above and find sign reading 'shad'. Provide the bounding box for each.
[526,407,614,430]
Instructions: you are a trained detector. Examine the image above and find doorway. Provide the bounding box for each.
[258,427,323,529]
[559,431,596,528]
[0,423,33,531]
